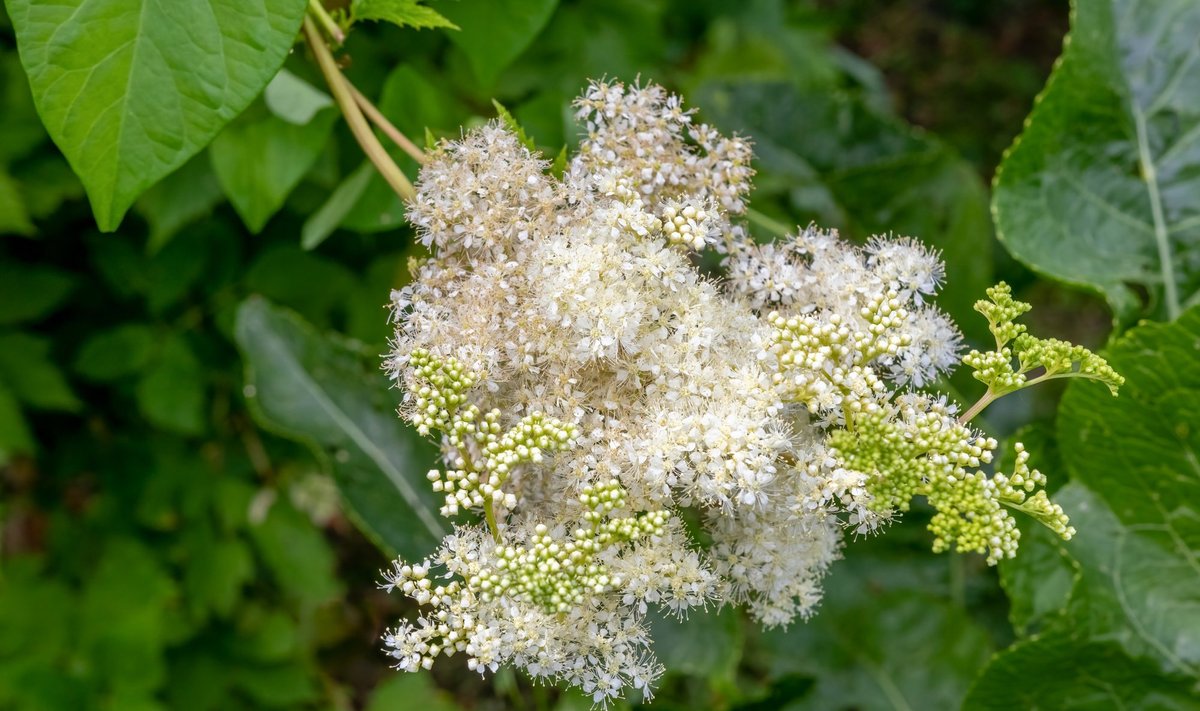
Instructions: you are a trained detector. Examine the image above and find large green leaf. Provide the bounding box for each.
[977,306,1200,699]
[695,80,993,344]
[6,0,308,230]
[755,551,993,711]
[964,637,1200,710]
[234,297,447,559]
[992,0,1200,323]
[440,0,558,86]
[1055,306,1200,673]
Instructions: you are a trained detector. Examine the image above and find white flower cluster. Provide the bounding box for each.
[381,79,1094,704]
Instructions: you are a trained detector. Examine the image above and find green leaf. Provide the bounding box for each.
[0,52,45,165]
[184,536,254,619]
[1055,306,1200,673]
[992,0,1200,323]
[210,99,338,233]
[300,161,375,250]
[0,331,81,411]
[81,539,177,693]
[695,80,993,344]
[492,99,535,151]
[74,324,158,381]
[0,262,74,325]
[136,333,207,435]
[366,673,462,711]
[0,170,34,237]
[262,68,334,126]
[351,0,458,31]
[234,297,447,559]
[987,307,1200,697]
[647,607,742,681]
[243,245,355,326]
[0,382,33,463]
[136,154,225,253]
[439,0,558,86]
[247,497,342,608]
[6,0,309,230]
[756,549,993,711]
[963,637,1200,710]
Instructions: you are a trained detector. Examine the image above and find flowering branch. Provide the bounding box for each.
[375,80,1123,706]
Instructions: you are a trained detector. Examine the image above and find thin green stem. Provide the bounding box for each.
[303,17,416,201]
[349,84,427,165]
[484,500,502,543]
[746,207,793,237]
[307,0,345,45]
[957,388,997,425]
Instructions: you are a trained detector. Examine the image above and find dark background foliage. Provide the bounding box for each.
[4,1,1197,709]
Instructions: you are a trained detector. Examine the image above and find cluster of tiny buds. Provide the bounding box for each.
[468,480,668,613]
[427,410,577,517]
[975,282,1031,345]
[661,203,710,250]
[855,291,913,363]
[963,348,1026,393]
[994,443,1075,540]
[407,348,477,436]
[767,311,888,415]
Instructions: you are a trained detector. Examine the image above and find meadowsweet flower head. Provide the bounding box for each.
[380,79,1121,704]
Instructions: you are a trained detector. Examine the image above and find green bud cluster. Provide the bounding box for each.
[468,480,668,612]
[964,283,1123,397]
[830,398,1057,564]
[408,348,477,436]
[408,350,578,517]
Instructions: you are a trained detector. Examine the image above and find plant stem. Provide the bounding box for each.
[303,17,416,201]
[349,85,428,165]
[957,389,997,425]
[747,207,793,237]
[484,500,502,543]
[307,0,345,45]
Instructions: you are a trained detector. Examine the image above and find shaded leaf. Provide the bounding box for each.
[366,673,462,711]
[647,606,742,681]
[74,324,158,382]
[992,0,1200,322]
[0,170,34,237]
[0,331,81,411]
[247,497,342,608]
[7,0,309,230]
[136,333,207,435]
[0,262,74,325]
[234,297,447,559]
[440,0,558,86]
[963,637,1200,710]
[695,80,993,343]
[210,100,338,233]
[0,382,33,463]
[136,154,225,253]
[263,68,334,126]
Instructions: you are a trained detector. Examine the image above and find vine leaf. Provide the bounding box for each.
[6,0,308,231]
[993,0,1200,323]
[234,297,447,559]
[351,0,457,31]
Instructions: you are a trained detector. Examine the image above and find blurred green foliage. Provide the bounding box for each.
[3,0,1198,709]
